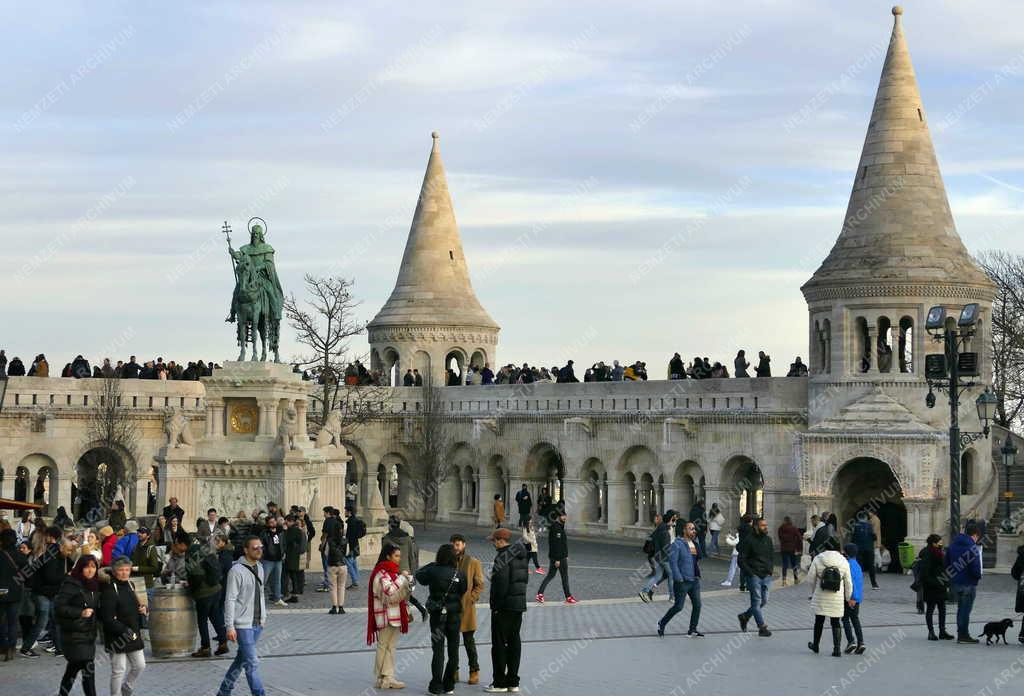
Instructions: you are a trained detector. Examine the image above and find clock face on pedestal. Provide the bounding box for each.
[229,401,258,434]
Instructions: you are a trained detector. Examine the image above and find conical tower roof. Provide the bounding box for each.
[369,132,499,331]
[803,6,993,299]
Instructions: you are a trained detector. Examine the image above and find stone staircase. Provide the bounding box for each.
[983,428,1024,568]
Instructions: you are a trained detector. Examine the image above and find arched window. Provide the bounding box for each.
[877,316,893,373]
[855,317,871,373]
[822,319,832,374]
[898,316,914,373]
[961,451,974,495]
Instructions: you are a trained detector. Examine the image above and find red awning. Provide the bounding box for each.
[0,498,44,511]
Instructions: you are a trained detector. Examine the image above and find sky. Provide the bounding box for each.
[2,1,1022,375]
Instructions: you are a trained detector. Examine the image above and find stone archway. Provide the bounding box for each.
[14,465,30,503]
[524,442,565,506]
[580,458,606,525]
[19,454,59,517]
[341,440,369,513]
[831,457,906,551]
[673,460,705,519]
[722,455,763,522]
[75,446,130,522]
[445,349,467,386]
[616,445,658,528]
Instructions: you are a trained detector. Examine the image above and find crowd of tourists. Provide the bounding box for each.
[0,350,221,380]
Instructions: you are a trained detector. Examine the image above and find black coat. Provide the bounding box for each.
[1011,546,1024,614]
[326,531,348,566]
[162,504,185,525]
[260,528,284,562]
[100,578,144,653]
[0,548,27,604]
[54,576,100,662]
[284,525,305,572]
[547,521,568,561]
[414,562,466,615]
[919,546,950,604]
[490,542,530,613]
[30,544,67,598]
[738,532,774,578]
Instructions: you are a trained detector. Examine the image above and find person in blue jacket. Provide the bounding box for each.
[841,544,865,654]
[945,523,983,643]
[656,521,703,638]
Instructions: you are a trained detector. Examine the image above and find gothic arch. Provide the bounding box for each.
[823,443,906,494]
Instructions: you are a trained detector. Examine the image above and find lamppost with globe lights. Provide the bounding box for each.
[924,303,998,539]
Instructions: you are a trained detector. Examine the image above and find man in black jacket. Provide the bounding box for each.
[486,528,528,693]
[640,510,677,603]
[282,515,306,603]
[344,506,365,589]
[514,485,533,528]
[24,526,66,657]
[737,518,774,637]
[161,498,185,527]
[535,511,576,604]
[259,516,285,606]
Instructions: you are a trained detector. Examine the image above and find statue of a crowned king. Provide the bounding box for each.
[224,218,284,362]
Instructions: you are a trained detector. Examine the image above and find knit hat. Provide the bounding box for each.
[125,520,139,533]
[98,525,114,538]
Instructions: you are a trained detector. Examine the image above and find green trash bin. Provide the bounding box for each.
[898,541,915,569]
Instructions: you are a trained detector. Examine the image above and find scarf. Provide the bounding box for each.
[366,560,409,646]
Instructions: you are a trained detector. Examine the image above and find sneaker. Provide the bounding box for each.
[285,596,299,603]
[927,632,939,641]
[720,581,731,587]
[687,630,705,638]
[957,636,980,644]
[844,643,856,654]
[535,593,545,604]
[337,606,346,615]
[19,649,40,659]
[274,599,288,607]
[483,686,508,693]
[328,606,337,615]
[758,626,772,637]
[854,645,866,655]
[315,586,329,593]
[44,645,57,655]
[737,613,749,632]
[638,591,650,603]
[507,689,520,694]
[565,596,578,605]
[535,568,546,575]
[807,642,819,654]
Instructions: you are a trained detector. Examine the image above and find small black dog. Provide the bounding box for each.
[982,619,1014,645]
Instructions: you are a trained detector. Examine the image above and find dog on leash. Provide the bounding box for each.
[982,619,1014,645]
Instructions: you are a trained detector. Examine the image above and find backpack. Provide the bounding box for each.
[352,518,367,540]
[820,565,841,592]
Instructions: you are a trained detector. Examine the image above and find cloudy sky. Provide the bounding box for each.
[2,1,1022,375]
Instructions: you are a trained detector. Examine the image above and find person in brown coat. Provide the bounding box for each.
[451,534,485,685]
[777,516,803,586]
[492,495,505,529]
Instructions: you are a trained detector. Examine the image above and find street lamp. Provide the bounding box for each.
[924,303,995,539]
[1001,434,1018,534]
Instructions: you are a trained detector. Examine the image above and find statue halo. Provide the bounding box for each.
[248,217,268,237]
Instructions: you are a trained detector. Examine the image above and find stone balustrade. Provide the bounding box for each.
[0,376,206,413]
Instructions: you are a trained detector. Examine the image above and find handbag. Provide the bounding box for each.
[427,570,460,615]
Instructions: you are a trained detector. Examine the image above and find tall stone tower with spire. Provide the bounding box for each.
[368,132,500,386]
[796,7,996,547]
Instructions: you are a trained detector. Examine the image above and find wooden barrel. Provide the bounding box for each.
[148,586,196,658]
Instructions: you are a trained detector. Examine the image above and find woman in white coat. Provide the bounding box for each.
[805,538,853,657]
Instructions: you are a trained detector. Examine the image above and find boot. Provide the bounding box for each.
[191,647,211,658]
[215,641,230,656]
[831,624,842,657]
[468,671,480,685]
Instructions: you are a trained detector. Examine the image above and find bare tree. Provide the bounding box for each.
[79,377,139,520]
[976,251,1024,430]
[283,274,391,436]
[405,382,455,528]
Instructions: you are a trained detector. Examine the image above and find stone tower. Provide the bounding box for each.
[368,132,500,386]
[796,7,996,547]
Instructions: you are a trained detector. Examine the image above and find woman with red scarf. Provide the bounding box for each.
[368,543,412,689]
[55,555,101,696]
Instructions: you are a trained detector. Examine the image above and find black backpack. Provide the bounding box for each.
[351,518,367,540]
[820,565,842,592]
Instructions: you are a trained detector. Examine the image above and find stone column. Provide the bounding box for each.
[561,478,583,532]
[211,400,225,438]
[258,399,278,439]
[606,481,630,534]
[661,484,682,517]
[295,399,309,442]
[0,470,13,500]
[638,481,651,527]
[866,325,878,373]
[476,474,495,527]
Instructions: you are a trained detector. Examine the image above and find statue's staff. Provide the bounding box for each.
[222,220,238,280]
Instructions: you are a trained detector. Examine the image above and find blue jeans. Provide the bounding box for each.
[320,549,330,588]
[260,560,282,602]
[658,579,702,632]
[217,626,264,696]
[710,530,720,555]
[26,594,60,651]
[344,554,359,585]
[642,560,672,596]
[953,584,976,638]
[740,575,771,628]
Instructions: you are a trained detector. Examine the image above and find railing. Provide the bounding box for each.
[0,376,206,412]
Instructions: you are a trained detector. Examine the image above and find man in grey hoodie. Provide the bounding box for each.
[217,536,267,696]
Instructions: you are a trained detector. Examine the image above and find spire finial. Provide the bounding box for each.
[892,5,903,19]
[431,131,440,152]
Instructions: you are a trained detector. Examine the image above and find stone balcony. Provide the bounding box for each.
[0,376,206,414]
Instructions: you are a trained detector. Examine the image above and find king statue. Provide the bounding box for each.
[224,218,284,362]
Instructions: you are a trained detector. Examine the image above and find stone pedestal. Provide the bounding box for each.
[154,362,350,532]
[994,533,1022,573]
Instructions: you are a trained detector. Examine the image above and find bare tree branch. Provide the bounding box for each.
[404,382,456,529]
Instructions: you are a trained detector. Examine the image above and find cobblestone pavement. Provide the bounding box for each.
[4,563,1022,695]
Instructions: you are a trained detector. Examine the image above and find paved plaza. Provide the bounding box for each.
[4,528,1022,695]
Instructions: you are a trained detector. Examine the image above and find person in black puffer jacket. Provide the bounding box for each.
[100,557,147,695]
[487,528,529,692]
[0,529,27,661]
[415,544,467,695]
[1009,544,1024,644]
[55,556,101,696]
